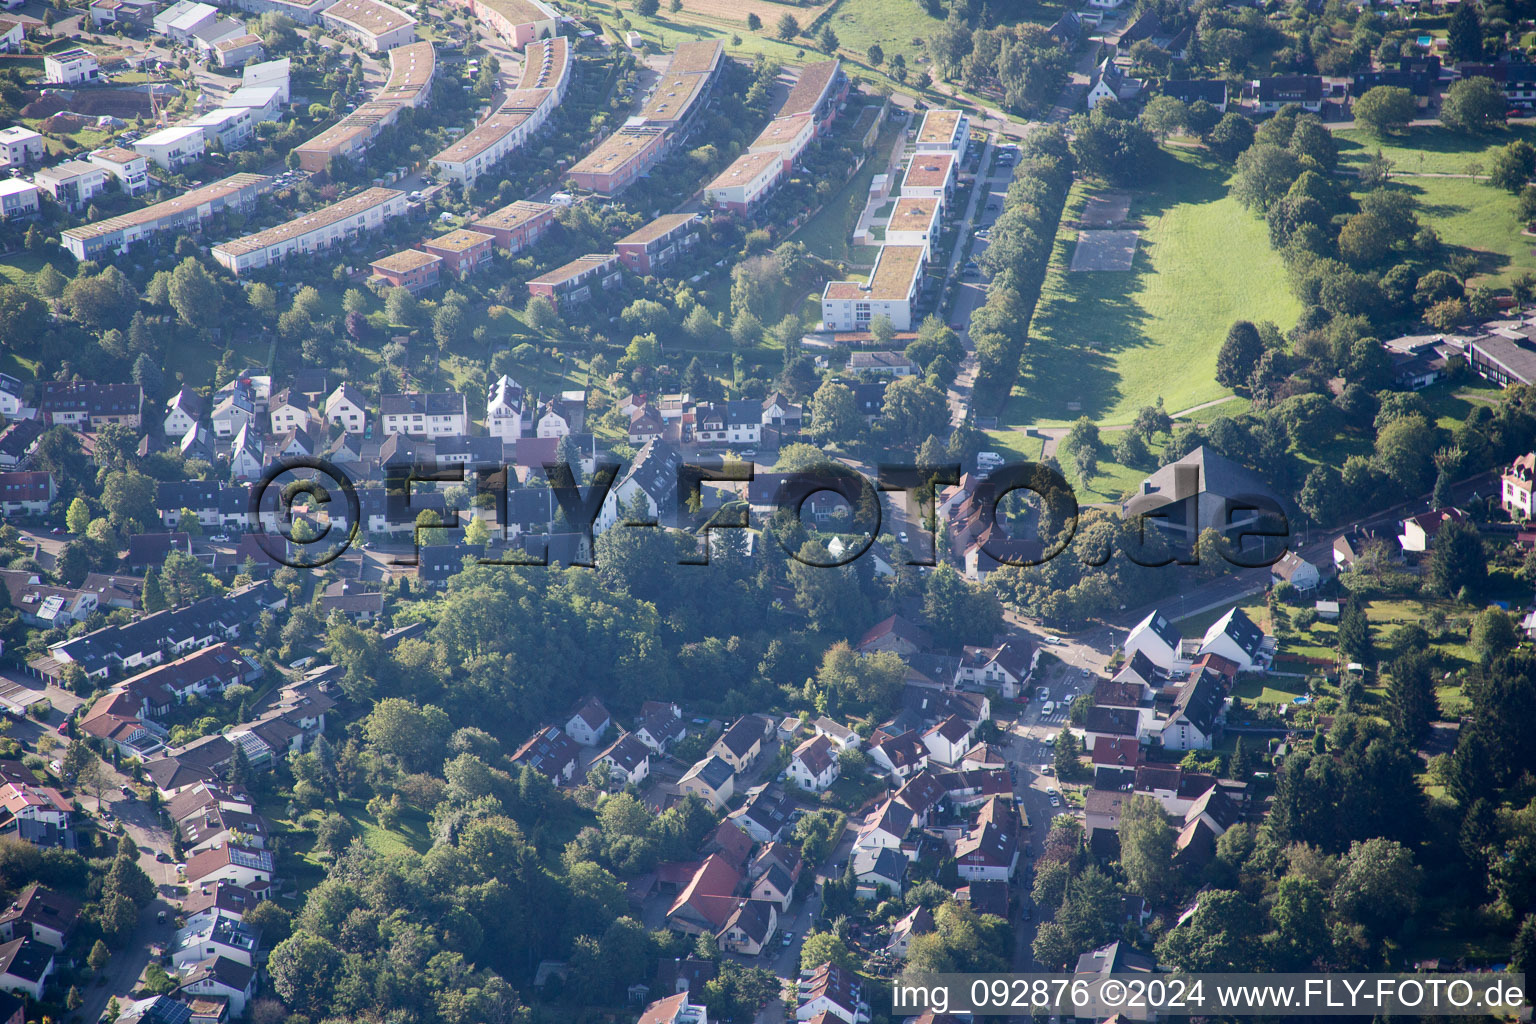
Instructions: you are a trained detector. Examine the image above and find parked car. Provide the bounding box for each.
[155,851,171,863]
[1049,795,1061,807]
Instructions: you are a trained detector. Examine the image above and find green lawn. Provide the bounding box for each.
[1391,174,1536,288]
[1006,147,1301,428]
[790,119,903,264]
[1333,123,1536,176]
[819,0,1064,74]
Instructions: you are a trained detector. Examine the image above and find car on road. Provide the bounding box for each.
[1037,686,1049,700]
[782,932,794,946]
[1041,636,1063,646]
[898,531,908,544]
[1049,795,1061,807]
[949,322,963,331]
[1041,701,1055,716]
[1045,734,1056,746]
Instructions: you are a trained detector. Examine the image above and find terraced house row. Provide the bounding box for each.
[703,58,847,217]
[428,35,569,185]
[293,40,436,171]
[566,39,724,196]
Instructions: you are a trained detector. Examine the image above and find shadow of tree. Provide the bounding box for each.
[1007,148,1232,425]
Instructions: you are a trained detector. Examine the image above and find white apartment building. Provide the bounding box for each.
[189,106,259,150]
[0,178,38,220]
[821,245,925,333]
[133,125,207,170]
[88,146,150,194]
[34,161,109,211]
[914,108,970,156]
[43,48,99,85]
[0,126,42,167]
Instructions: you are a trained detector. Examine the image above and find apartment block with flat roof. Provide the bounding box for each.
[527,253,622,309]
[821,245,926,332]
[567,127,667,195]
[470,199,554,253]
[370,249,441,293]
[616,213,700,275]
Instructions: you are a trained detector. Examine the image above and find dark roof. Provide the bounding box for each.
[0,936,52,981]
[690,755,736,791]
[715,717,762,759]
[1258,74,1323,103]
[718,898,775,944]
[1205,606,1265,659]
[793,734,836,776]
[180,954,255,991]
[618,438,683,512]
[1084,706,1140,737]
[1168,670,1226,736]
[1163,79,1227,105]
[956,879,1007,917]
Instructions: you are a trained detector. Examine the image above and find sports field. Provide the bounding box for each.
[1006,147,1300,428]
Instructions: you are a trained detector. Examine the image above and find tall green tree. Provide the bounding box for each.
[1448,0,1483,60]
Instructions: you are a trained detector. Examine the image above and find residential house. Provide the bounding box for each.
[716,898,777,955]
[1257,74,1324,112]
[708,717,764,773]
[954,796,1019,882]
[665,854,742,936]
[170,911,260,969]
[177,956,257,1016]
[729,787,793,843]
[1122,610,1181,673]
[510,725,580,784]
[325,383,368,433]
[852,845,907,899]
[0,886,78,950]
[886,905,934,958]
[787,734,839,793]
[1271,550,1322,591]
[796,963,870,1024]
[593,732,650,786]
[1503,452,1534,520]
[954,639,1037,698]
[0,937,51,1000]
[635,701,687,753]
[565,696,611,747]
[679,756,736,811]
[184,845,273,890]
[0,472,54,517]
[1196,606,1269,672]
[637,992,708,1024]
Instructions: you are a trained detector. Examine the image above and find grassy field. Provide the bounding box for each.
[789,119,902,264]
[1008,147,1301,428]
[1393,175,1536,288]
[818,0,1063,73]
[1333,123,1536,176]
